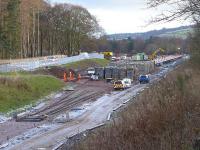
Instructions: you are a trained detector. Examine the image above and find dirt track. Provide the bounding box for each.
[9,83,147,150]
[17,80,112,121]
[0,80,112,145]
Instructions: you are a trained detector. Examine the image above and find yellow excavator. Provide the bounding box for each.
[149,48,165,60]
[102,51,113,60]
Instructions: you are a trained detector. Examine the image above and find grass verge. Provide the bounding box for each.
[73,64,200,150]
[0,73,64,113]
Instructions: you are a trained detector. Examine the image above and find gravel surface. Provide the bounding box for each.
[0,121,42,145]
[0,80,112,148]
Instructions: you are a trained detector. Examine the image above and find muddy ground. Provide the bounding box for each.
[0,79,113,145]
[32,66,76,79]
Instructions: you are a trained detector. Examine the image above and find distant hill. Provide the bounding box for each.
[107,25,193,40]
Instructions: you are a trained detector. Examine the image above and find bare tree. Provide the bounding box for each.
[0,1,101,58]
[147,0,200,23]
[148,0,200,66]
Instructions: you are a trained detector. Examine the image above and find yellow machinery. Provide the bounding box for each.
[113,80,124,90]
[149,48,165,60]
[102,52,113,60]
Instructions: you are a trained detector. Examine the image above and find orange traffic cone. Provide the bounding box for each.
[64,72,67,82]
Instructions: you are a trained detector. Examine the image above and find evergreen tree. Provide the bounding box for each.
[5,0,21,58]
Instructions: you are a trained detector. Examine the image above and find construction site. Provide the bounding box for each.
[0,52,185,150]
[2,0,200,148]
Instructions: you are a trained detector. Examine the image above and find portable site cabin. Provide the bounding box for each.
[132,53,148,61]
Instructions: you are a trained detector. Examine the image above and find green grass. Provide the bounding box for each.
[0,74,64,113]
[159,28,194,39]
[65,59,109,70]
[0,58,108,113]
[91,58,110,66]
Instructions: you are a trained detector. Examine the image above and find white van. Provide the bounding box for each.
[122,78,132,88]
[87,67,95,75]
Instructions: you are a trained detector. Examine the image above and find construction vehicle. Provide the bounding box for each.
[102,52,113,60]
[149,48,165,60]
[114,80,125,90]
[139,75,150,84]
[113,78,132,90]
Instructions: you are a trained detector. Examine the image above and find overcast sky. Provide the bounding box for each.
[49,0,190,34]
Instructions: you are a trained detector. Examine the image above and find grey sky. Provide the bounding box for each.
[50,0,189,34]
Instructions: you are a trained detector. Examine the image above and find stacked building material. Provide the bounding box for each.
[119,68,127,79]
[105,67,113,79]
[127,69,135,80]
[112,67,120,80]
[95,67,105,79]
[94,60,155,81]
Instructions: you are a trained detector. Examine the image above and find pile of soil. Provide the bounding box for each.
[33,66,77,79]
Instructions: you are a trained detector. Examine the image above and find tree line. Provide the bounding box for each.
[82,36,189,55]
[0,0,101,59]
[147,0,200,67]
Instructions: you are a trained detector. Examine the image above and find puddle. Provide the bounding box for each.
[69,108,87,119]
[54,113,70,123]
[0,115,11,124]
[0,143,9,149]
[54,107,88,123]
[54,93,63,99]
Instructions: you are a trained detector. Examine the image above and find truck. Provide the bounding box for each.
[139,75,150,84]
